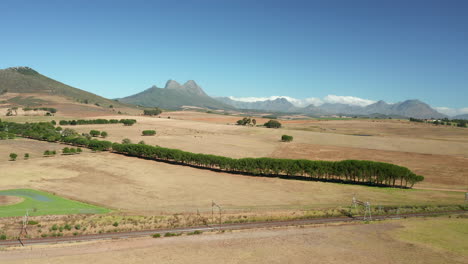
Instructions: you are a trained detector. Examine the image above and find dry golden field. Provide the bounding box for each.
[2,216,467,264]
[0,138,465,214]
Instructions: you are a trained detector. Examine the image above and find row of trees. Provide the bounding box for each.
[111,143,424,188]
[1,120,424,188]
[23,107,57,113]
[62,147,82,155]
[58,119,137,126]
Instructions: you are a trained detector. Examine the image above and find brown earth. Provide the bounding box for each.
[1,217,466,264]
[0,196,23,206]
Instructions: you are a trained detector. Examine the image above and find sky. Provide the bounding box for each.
[0,0,467,114]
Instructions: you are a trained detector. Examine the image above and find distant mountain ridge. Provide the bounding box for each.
[119,80,231,110]
[219,97,447,119]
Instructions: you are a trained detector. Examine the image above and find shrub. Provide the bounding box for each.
[64,224,72,230]
[44,150,51,156]
[100,131,108,138]
[24,153,29,159]
[264,120,281,128]
[164,232,180,237]
[152,233,161,238]
[9,153,17,161]
[74,224,81,230]
[138,141,146,145]
[0,234,7,240]
[142,130,156,136]
[62,147,70,154]
[51,224,58,231]
[76,148,82,153]
[112,222,119,227]
[121,119,136,126]
[28,220,39,225]
[281,135,293,142]
[187,230,203,235]
[122,138,132,144]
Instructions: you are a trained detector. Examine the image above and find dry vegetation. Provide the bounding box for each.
[1,216,467,264]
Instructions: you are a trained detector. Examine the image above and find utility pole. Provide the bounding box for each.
[18,209,29,246]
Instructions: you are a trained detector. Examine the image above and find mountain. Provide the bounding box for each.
[220,96,447,119]
[0,66,134,115]
[453,114,468,120]
[217,97,297,112]
[120,80,231,110]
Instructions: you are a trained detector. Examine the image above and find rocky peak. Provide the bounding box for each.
[164,80,182,90]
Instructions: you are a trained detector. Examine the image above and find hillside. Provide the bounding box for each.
[0,66,136,116]
[120,80,232,110]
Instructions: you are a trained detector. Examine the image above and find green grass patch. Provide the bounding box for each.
[0,189,110,217]
[395,216,468,255]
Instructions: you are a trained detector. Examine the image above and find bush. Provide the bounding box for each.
[112,222,119,227]
[264,120,281,128]
[75,224,81,230]
[76,148,82,153]
[63,147,70,154]
[9,153,17,161]
[142,130,156,136]
[24,153,29,159]
[122,138,132,144]
[281,135,293,142]
[0,234,6,240]
[121,119,136,126]
[51,224,58,231]
[152,233,161,238]
[187,230,203,235]
[100,131,108,138]
[64,224,72,231]
[28,220,39,225]
[164,232,180,237]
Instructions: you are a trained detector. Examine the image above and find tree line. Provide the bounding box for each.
[111,143,423,188]
[0,119,424,188]
[58,119,137,126]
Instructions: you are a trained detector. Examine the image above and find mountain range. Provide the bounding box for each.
[0,66,461,119]
[217,96,447,119]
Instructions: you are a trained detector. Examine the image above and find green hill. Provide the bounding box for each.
[120,80,232,110]
[0,66,131,109]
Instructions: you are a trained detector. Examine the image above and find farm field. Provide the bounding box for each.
[53,112,468,190]
[2,216,467,264]
[0,138,465,215]
[0,189,109,217]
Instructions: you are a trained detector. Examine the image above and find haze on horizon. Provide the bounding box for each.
[0,0,467,115]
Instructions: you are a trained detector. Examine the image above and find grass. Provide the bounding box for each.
[395,216,468,255]
[0,189,110,217]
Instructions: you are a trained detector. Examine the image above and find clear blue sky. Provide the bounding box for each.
[0,0,467,108]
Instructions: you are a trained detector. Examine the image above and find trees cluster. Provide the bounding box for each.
[409,117,467,128]
[58,119,137,126]
[62,147,82,155]
[89,130,108,138]
[236,117,257,126]
[142,130,156,136]
[43,150,57,156]
[144,108,163,116]
[281,135,293,142]
[264,119,281,128]
[111,143,424,188]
